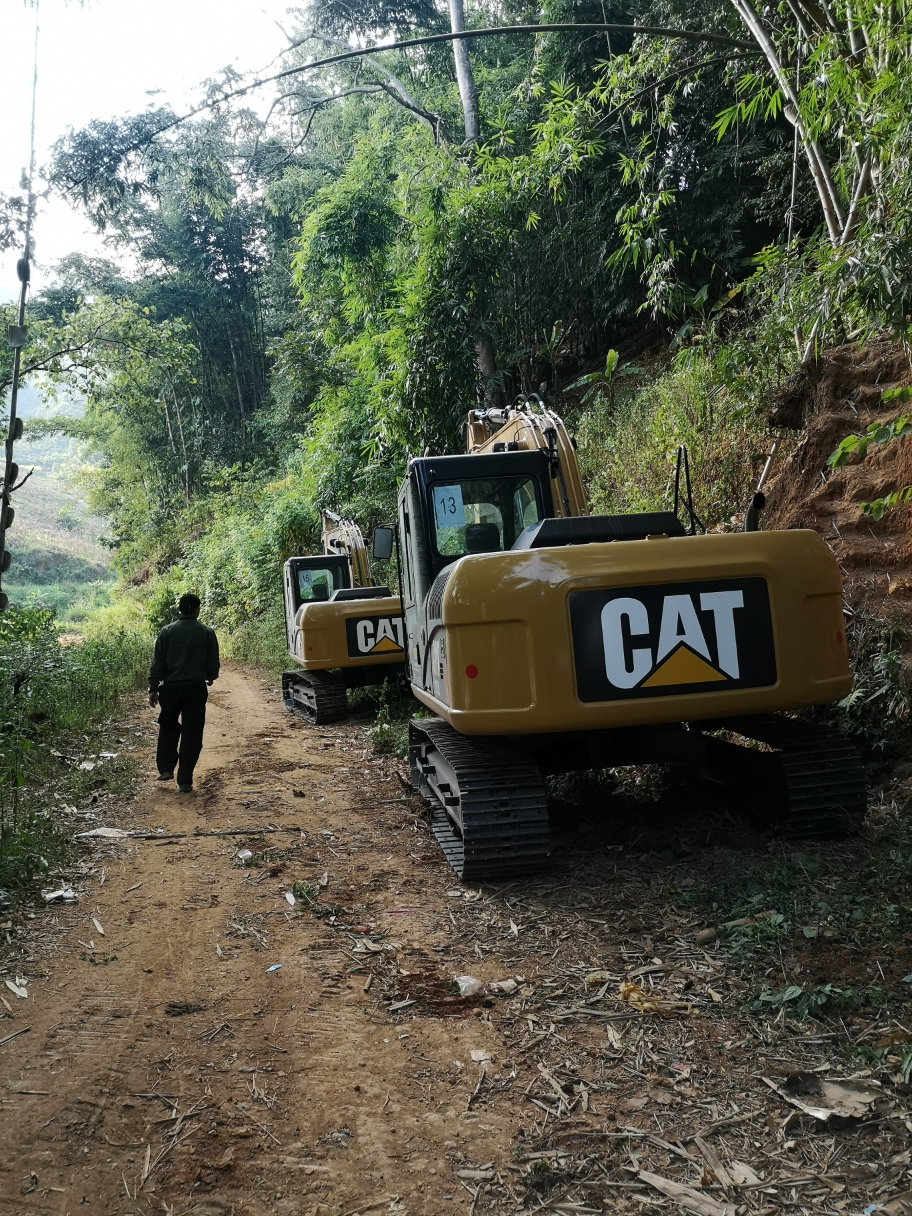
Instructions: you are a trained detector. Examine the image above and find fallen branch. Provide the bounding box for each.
[0,1025,30,1048]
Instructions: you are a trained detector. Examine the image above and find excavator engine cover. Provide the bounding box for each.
[413,529,849,734]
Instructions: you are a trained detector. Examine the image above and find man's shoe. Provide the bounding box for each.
[157,771,174,781]
[178,783,193,794]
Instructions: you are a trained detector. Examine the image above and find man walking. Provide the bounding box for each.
[148,593,220,793]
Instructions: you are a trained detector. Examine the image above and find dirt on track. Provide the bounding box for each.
[2,665,912,1216]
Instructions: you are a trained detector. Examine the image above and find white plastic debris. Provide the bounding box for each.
[236,848,253,863]
[284,891,296,907]
[454,975,483,996]
[75,827,130,839]
[488,978,518,994]
[470,1049,492,1064]
[4,978,27,999]
[41,887,78,904]
[764,1072,884,1122]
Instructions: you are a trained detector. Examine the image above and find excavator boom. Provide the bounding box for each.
[466,396,588,518]
[321,509,371,587]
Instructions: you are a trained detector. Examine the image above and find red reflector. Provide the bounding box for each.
[307,646,313,652]
[465,664,478,679]
[836,631,844,645]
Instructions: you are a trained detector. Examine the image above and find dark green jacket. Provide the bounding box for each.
[149,617,220,690]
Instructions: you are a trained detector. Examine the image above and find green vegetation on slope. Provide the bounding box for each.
[0,605,150,897]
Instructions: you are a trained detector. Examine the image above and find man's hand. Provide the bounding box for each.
[148,689,159,708]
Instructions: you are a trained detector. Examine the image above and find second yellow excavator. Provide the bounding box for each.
[281,510,404,723]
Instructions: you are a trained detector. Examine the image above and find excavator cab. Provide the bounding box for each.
[283,555,351,652]
[398,450,552,686]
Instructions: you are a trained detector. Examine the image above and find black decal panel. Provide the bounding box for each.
[569,578,775,702]
[345,615,405,658]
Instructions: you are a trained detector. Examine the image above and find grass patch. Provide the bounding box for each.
[0,604,150,900]
[684,817,912,1017]
[348,673,414,759]
[220,602,288,676]
[573,352,769,527]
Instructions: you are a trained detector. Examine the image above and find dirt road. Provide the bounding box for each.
[1,666,911,1215]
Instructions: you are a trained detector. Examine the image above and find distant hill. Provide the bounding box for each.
[4,386,114,622]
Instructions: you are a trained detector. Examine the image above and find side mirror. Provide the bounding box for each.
[372,526,394,561]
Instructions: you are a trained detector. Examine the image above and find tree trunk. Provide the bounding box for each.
[729,0,846,245]
[450,0,492,395]
[449,0,479,142]
[170,388,191,502]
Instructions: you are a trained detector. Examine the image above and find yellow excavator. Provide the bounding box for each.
[281,510,404,723]
[388,397,863,879]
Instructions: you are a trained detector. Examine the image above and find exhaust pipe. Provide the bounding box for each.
[743,491,766,532]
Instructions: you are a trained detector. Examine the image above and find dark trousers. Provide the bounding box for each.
[157,682,208,783]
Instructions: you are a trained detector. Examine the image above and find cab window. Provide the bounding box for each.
[432,476,543,558]
[297,566,342,603]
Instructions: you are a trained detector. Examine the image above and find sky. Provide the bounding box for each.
[0,0,299,302]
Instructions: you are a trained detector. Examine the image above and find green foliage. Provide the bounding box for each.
[356,676,412,757]
[827,410,912,470]
[291,880,340,919]
[221,603,288,674]
[859,487,912,521]
[0,605,149,895]
[566,349,642,405]
[574,352,766,526]
[5,537,111,587]
[751,983,882,1020]
[825,387,912,519]
[688,813,912,1018]
[825,613,912,759]
[5,582,115,627]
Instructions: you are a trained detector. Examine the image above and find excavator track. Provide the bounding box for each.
[721,716,867,838]
[281,669,348,724]
[409,719,549,881]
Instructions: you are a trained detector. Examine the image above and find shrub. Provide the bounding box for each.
[574,353,768,527]
[0,604,150,894]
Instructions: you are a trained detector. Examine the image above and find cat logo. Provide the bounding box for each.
[569,578,776,703]
[345,615,405,658]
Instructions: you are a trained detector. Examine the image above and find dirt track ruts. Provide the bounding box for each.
[1,664,910,1215]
